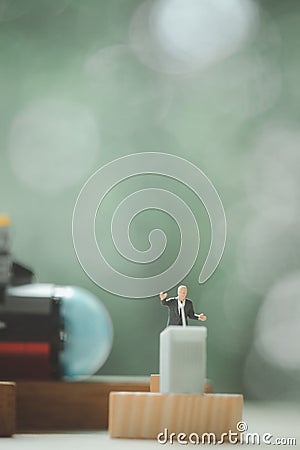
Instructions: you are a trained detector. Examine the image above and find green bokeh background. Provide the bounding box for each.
[0,0,299,400]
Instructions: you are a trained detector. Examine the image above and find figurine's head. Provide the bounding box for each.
[177,285,187,302]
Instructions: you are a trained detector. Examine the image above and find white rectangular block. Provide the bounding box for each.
[160,326,207,394]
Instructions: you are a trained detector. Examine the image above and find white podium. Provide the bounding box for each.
[159,326,207,394]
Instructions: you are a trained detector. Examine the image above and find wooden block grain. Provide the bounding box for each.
[150,374,213,393]
[109,391,243,440]
[0,382,16,437]
[16,378,149,432]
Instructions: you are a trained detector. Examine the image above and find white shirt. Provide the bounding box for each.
[177,297,200,320]
[178,298,186,326]
[177,297,185,315]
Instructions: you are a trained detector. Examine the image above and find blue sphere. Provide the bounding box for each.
[59,286,113,379]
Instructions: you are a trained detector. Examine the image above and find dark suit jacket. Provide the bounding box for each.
[161,297,199,326]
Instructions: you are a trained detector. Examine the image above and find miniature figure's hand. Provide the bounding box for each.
[159,292,167,301]
[198,313,207,321]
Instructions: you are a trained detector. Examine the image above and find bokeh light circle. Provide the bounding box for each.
[8,99,100,193]
[129,0,260,75]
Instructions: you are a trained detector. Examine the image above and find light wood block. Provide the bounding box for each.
[0,382,16,437]
[109,392,243,440]
[150,374,160,392]
[150,374,213,393]
[16,378,149,432]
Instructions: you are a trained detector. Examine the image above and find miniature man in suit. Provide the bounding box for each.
[159,285,206,327]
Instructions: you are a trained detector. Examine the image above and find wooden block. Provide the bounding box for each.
[16,377,149,432]
[205,379,213,393]
[109,391,243,440]
[0,382,16,437]
[150,374,213,393]
[150,374,160,392]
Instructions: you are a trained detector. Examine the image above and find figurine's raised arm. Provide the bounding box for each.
[159,292,167,301]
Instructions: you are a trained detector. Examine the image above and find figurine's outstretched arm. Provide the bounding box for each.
[188,302,207,321]
[198,313,207,321]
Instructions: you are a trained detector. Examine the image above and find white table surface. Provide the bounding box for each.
[1,402,299,449]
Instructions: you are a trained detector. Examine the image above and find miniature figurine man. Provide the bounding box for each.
[159,285,206,327]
